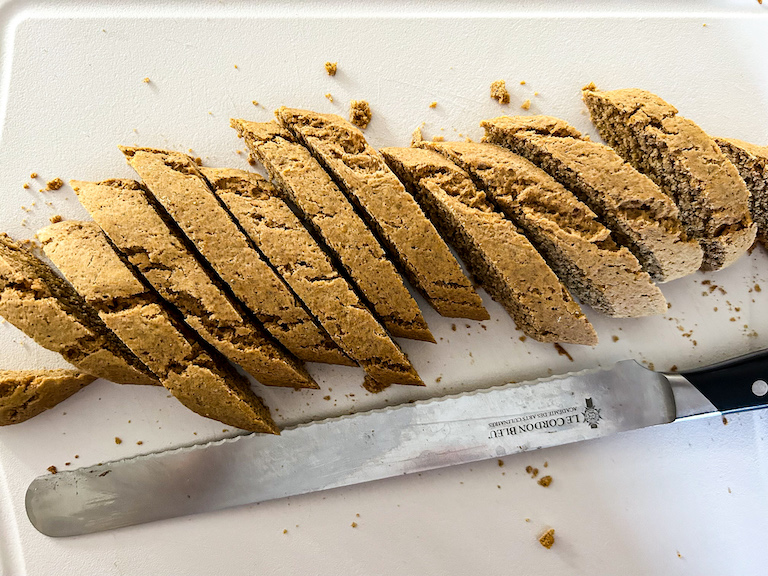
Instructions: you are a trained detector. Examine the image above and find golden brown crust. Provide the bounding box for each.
[119,146,349,366]
[0,369,95,425]
[231,119,433,342]
[72,178,317,389]
[276,107,487,320]
[204,167,424,387]
[38,221,278,434]
[381,147,598,345]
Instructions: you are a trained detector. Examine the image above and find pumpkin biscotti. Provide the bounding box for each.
[276,107,488,321]
[120,146,349,367]
[419,141,666,318]
[73,178,317,389]
[203,167,424,387]
[231,120,434,343]
[582,88,756,270]
[481,115,703,282]
[1,369,95,426]
[714,137,768,248]
[0,234,157,386]
[38,221,279,434]
[380,147,597,345]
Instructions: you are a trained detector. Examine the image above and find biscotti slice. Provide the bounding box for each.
[420,141,667,317]
[481,115,703,282]
[380,147,597,345]
[1,369,95,426]
[120,147,349,367]
[231,120,434,343]
[276,107,488,321]
[582,88,756,270]
[713,137,768,248]
[203,167,424,387]
[73,179,316,389]
[38,221,278,434]
[0,234,157,385]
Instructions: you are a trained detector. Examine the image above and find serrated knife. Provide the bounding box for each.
[26,349,768,537]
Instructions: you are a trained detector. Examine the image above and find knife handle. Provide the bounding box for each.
[679,348,768,413]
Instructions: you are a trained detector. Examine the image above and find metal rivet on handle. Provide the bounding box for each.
[752,380,768,397]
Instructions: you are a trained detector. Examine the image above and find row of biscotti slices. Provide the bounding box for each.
[2,87,764,430]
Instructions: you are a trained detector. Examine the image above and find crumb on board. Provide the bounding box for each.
[432,135,445,142]
[114,437,122,445]
[362,377,391,394]
[612,335,620,342]
[435,376,442,383]
[543,461,548,468]
[490,80,510,104]
[520,80,526,85]
[582,81,597,91]
[411,125,424,146]
[49,215,62,224]
[554,343,574,362]
[30,172,38,178]
[47,465,57,474]
[234,64,238,69]
[143,77,150,83]
[22,183,29,189]
[325,61,338,76]
[351,522,358,528]
[538,475,552,487]
[429,101,437,108]
[323,395,331,401]
[525,465,539,478]
[283,529,288,534]
[539,528,555,549]
[45,178,64,191]
[325,93,334,102]
[252,101,259,107]
[349,100,372,129]
[521,99,531,110]
[451,323,457,331]
[498,459,504,467]
[722,415,728,425]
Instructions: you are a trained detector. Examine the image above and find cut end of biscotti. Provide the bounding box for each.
[0,369,95,426]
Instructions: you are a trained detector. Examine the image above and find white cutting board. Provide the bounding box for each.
[1,1,767,574]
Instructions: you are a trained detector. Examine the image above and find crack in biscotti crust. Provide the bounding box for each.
[72,179,316,389]
[418,141,666,318]
[582,88,756,270]
[276,107,488,321]
[0,234,157,385]
[37,221,278,433]
[480,116,703,282]
[119,146,347,366]
[203,167,423,387]
[231,119,433,343]
[380,147,597,345]
[0,369,95,425]
[714,138,768,248]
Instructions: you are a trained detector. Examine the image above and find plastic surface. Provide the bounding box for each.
[0,1,767,574]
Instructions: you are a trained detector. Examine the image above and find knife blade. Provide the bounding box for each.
[26,349,768,537]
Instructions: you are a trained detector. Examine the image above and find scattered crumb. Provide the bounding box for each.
[75,454,79,458]
[543,461,548,468]
[251,101,259,107]
[114,437,122,444]
[498,459,504,467]
[49,215,62,224]
[435,376,442,383]
[429,101,437,108]
[525,465,539,478]
[98,470,111,477]
[755,284,762,293]
[349,100,372,129]
[521,99,531,110]
[490,80,510,104]
[728,487,732,493]
[22,183,29,189]
[670,365,678,372]
[323,395,331,401]
[362,376,391,394]
[612,335,620,342]
[351,522,358,528]
[137,440,143,445]
[47,465,57,474]
[355,513,360,517]
[283,529,288,534]
[325,93,334,102]
[534,91,539,96]
[520,80,526,85]
[538,475,552,487]
[582,81,597,91]
[30,172,38,179]
[554,343,574,362]
[143,77,150,83]
[539,528,555,549]
[432,135,445,142]
[677,551,682,558]
[519,336,527,342]
[46,178,64,191]
[525,518,530,523]
[411,125,424,145]
[234,64,238,69]
[325,61,337,76]
[722,416,728,425]
[451,323,457,331]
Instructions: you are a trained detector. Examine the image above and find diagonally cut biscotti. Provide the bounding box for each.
[0,234,157,385]
[203,167,424,387]
[380,147,597,345]
[481,115,703,282]
[231,120,434,343]
[73,178,317,389]
[276,107,488,321]
[38,221,279,434]
[713,137,768,248]
[1,369,95,426]
[419,141,667,318]
[120,146,350,367]
[582,87,756,270]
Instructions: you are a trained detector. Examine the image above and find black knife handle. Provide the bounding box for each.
[679,348,768,413]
